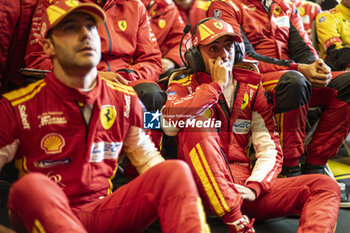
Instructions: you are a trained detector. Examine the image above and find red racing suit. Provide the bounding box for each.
[292,0,322,39]
[209,0,350,167]
[0,73,209,233]
[25,0,162,82]
[175,0,211,32]
[162,68,340,232]
[142,0,190,67]
[0,0,38,93]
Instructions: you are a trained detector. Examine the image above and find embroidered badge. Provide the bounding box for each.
[118,20,127,31]
[213,9,222,18]
[241,93,249,110]
[158,19,166,29]
[100,105,117,130]
[319,16,326,23]
[41,133,65,154]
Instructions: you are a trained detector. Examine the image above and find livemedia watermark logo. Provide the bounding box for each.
[143,110,222,130]
[143,110,162,129]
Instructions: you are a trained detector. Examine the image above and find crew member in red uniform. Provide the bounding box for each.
[0,2,210,232]
[25,0,166,112]
[162,17,340,233]
[141,0,190,73]
[291,0,322,39]
[26,0,162,82]
[0,0,38,94]
[208,0,350,178]
[174,0,211,32]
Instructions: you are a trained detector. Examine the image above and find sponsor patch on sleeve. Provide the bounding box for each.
[213,9,222,18]
[318,16,326,23]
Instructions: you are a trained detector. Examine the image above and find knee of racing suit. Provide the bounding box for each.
[327,71,350,105]
[274,70,311,114]
[130,80,167,112]
[147,160,201,201]
[8,172,74,233]
[8,172,70,213]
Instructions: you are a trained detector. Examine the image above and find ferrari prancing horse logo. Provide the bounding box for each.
[118,20,127,31]
[101,105,116,130]
[213,22,223,30]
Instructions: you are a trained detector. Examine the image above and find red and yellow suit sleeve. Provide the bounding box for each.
[245,85,283,197]
[0,97,20,169]
[162,73,222,122]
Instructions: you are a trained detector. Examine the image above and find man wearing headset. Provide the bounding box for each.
[161,18,340,233]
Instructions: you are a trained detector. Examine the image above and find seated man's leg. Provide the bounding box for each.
[242,174,340,233]
[8,172,87,233]
[305,71,350,171]
[262,71,311,176]
[130,80,167,112]
[72,160,209,233]
[177,127,248,228]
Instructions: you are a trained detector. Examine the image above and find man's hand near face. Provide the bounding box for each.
[209,56,232,90]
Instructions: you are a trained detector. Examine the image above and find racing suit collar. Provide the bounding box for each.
[196,72,213,84]
[46,72,102,106]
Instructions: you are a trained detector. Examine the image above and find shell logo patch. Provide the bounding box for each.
[101,105,116,130]
[65,0,79,7]
[241,93,249,110]
[41,133,65,154]
[158,19,166,29]
[213,21,223,30]
[118,20,127,31]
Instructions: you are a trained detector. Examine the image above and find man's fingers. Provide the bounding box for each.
[310,78,328,88]
[115,77,128,85]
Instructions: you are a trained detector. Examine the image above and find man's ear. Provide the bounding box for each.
[42,38,55,56]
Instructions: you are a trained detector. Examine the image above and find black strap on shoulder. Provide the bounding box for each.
[250,84,261,112]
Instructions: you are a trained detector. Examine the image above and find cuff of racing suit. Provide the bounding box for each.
[245,181,264,198]
[209,82,223,95]
[289,62,299,71]
[116,69,139,82]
